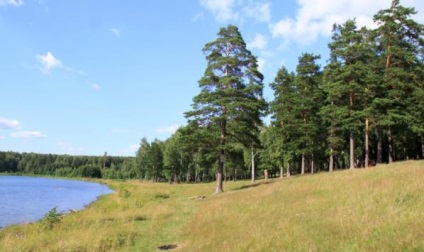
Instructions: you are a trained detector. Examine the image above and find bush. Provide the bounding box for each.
[79,165,102,178]
[41,207,62,230]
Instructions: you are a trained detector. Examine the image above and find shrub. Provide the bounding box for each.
[41,207,62,230]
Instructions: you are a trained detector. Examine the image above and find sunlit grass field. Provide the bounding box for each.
[1,161,423,251]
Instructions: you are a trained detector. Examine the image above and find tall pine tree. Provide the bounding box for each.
[185,25,266,193]
[373,0,424,163]
[322,19,369,169]
[294,53,324,174]
[269,67,297,177]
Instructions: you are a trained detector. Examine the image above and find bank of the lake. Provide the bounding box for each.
[0,161,423,251]
[0,176,112,229]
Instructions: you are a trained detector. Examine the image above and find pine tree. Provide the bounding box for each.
[185,25,266,193]
[322,19,369,169]
[294,53,324,174]
[258,125,281,179]
[269,67,296,177]
[373,0,424,162]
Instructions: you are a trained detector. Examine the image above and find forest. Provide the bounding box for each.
[1,1,423,192]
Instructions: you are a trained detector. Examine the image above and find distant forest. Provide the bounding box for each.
[1,1,423,189]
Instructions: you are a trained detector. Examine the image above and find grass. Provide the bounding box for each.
[1,161,423,251]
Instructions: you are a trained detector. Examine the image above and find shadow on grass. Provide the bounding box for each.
[232,180,277,191]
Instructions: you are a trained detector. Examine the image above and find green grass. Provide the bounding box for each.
[1,161,423,251]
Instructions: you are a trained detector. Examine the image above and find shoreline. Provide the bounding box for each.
[0,176,114,230]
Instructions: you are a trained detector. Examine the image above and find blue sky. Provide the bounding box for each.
[1,0,423,156]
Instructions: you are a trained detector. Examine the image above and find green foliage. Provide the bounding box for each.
[134,138,164,181]
[372,0,424,161]
[269,53,324,174]
[0,151,133,178]
[152,193,170,201]
[80,165,102,178]
[321,19,373,169]
[177,122,218,182]
[185,25,267,192]
[41,207,62,230]
[119,188,131,198]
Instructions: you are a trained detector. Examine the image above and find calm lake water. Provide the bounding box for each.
[0,176,113,229]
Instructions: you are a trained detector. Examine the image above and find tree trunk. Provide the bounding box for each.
[286,162,291,177]
[301,154,305,175]
[280,121,284,179]
[350,133,355,169]
[216,160,224,193]
[421,135,424,159]
[264,169,268,180]
[384,44,392,164]
[365,118,369,168]
[216,119,226,193]
[251,147,255,183]
[377,127,383,164]
[388,127,393,163]
[311,154,314,174]
[329,147,334,172]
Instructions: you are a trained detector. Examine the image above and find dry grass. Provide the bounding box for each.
[183,161,424,251]
[0,180,218,251]
[0,161,423,251]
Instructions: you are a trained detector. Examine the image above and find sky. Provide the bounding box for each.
[1,0,423,157]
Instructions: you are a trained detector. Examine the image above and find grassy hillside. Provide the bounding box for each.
[0,161,423,251]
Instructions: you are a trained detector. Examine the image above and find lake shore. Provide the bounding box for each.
[0,176,112,230]
[1,161,423,251]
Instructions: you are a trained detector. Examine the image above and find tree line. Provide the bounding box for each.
[0,151,135,179]
[1,1,423,193]
[179,0,423,192]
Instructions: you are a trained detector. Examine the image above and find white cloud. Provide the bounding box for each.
[192,12,205,22]
[270,0,397,45]
[257,57,266,73]
[36,52,63,74]
[87,81,100,90]
[200,0,272,23]
[0,117,21,130]
[57,142,86,153]
[156,124,180,134]
[248,33,268,51]
[11,131,46,139]
[109,28,120,37]
[243,2,271,22]
[35,52,84,76]
[200,0,238,22]
[92,83,100,90]
[0,0,24,7]
[0,136,5,140]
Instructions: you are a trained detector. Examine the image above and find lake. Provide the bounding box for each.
[0,176,113,229]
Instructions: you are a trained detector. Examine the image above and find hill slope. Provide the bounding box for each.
[0,161,423,251]
[183,161,424,251]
